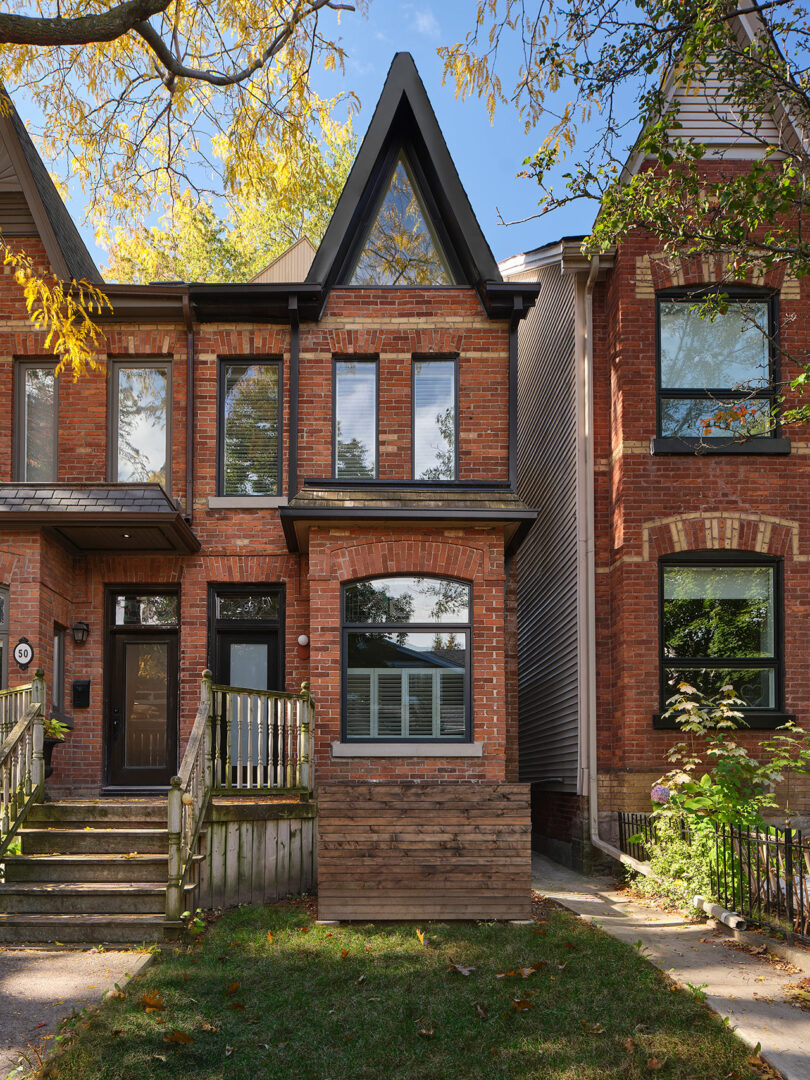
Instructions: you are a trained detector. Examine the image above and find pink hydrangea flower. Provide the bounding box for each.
[651,784,670,804]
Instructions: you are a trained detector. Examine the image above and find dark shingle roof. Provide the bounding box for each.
[289,486,533,513]
[0,483,177,515]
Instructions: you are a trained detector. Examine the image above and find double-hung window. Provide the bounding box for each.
[412,358,457,480]
[657,293,775,444]
[111,362,170,487]
[219,359,282,495]
[660,557,784,723]
[334,358,377,479]
[16,362,58,481]
[343,575,470,741]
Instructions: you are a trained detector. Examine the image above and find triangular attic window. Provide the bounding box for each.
[348,153,454,286]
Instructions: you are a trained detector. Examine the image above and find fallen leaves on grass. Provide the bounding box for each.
[785,977,810,1008]
[496,962,544,979]
[200,1021,219,1034]
[475,1003,487,1019]
[511,998,532,1011]
[647,1057,663,1071]
[623,1037,637,1053]
[229,1002,245,1011]
[416,928,427,946]
[163,1029,193,1045]
[416,1027,435,1038]
[140,993,165,1013]
[581,1020,604,1034]
[451,964,475,976]
[341,949,349,959]
[266,931,274,943]
[225,982,240,996]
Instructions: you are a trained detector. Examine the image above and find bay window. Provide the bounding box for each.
[343,576,470,740]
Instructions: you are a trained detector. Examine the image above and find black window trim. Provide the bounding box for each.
[217,355,284,498]
[341,573,473,743]
[108,358,173,489]
[653,287,790,456]
[332,355,380,481]
[51,622,69,724]
[411,353,459,482]
[655,550,792,729]
[14,357,59,483]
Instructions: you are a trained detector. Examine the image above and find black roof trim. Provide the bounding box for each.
[0,90,101,283]
[306,53,502,300]
[100,282,326,323]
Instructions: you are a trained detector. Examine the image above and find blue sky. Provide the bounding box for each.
[43,1,617,267]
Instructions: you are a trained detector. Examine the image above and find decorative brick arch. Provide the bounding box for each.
[641,513,800,562]
[326,538,486,585]
[635,253,800,301]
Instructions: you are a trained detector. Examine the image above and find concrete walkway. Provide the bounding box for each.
[0,947,151,1077]
[532,853,810,1080]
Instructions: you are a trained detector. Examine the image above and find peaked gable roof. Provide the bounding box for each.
[0,91,101,283]
[251,235,316,283]
[307,52,502,296]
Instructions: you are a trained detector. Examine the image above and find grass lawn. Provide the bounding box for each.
[41,895,770,1080]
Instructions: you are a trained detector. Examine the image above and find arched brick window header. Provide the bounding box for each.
[642,514,799,563]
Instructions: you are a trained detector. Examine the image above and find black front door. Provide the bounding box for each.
[107,592,179,787]
[210,587,284,693]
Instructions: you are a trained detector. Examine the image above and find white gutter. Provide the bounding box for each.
[580,253,651,876]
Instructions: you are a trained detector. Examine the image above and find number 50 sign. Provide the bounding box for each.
[13,638,34,670]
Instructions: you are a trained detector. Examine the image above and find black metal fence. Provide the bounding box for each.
[617,811,810,942]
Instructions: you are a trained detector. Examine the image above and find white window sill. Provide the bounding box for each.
[207,496,288,509]
[331,741,483,758]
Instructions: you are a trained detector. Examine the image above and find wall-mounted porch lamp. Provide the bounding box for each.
[72,621,90,645]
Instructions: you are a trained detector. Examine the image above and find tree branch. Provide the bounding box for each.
[0,0,173,45]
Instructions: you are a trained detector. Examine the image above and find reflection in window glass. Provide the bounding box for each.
[22,367,57,481]
[662,563,777,709]
[222,363,280,495]
[349,155,453,286]
[114,594,178,626]
[659,300,771,438]
[335,361,376,479]
[413,360,456,480]
[343,575,470,740]
[115,366,169,485]
[216,593,280,621]
[344,577,470,624]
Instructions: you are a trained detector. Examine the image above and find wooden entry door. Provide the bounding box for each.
[107,592,179,787]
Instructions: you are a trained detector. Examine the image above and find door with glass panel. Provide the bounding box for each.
[107,592,179,787]
[210,588,284,783]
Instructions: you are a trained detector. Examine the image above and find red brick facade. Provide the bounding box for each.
[592,220,810,821]
[0,260,521,795]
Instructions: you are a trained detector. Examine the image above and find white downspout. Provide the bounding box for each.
[580,254,651,876]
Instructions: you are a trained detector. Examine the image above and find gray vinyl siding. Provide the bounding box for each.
[514,266,579,790]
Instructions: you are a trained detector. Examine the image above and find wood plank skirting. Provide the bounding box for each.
[198,800,316,909]
[316,782,532,921]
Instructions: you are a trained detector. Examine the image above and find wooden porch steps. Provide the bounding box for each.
[0,801,203,944]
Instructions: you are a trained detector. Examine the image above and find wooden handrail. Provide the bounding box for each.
[211,681,314,792]
[166,670,213,923]
[0,671,46,857]
[0,683,33,698]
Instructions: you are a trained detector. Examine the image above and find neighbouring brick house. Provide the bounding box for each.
[503,21,810,870]
[0,54,539,940]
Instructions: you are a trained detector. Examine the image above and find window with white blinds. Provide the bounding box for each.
[343,576,470,741]
[334,359,377,479]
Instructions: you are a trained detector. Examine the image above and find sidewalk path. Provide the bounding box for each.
[0,947,151,1077]
[532,853,810,1080]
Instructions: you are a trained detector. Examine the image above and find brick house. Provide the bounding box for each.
[0,54,538,940]
[503,38,810,870]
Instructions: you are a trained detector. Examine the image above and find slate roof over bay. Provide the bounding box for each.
[0,484,178,515]
[289,486,533,513]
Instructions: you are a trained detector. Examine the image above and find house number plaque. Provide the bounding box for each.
[12,638,34,670]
